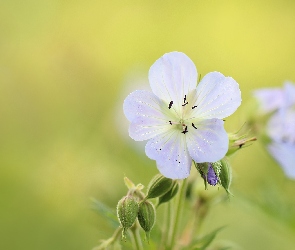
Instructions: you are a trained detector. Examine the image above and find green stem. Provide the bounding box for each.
[160,201,174,250]
[167,178,188,250]
[130,223,144,250]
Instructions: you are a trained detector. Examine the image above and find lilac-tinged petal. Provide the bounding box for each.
[268,142,295,179]
[190,72,241,120]
[123,90,166,122]
[145,130,192,179]
[186,118,228,163]
[129,117,170,141]
[283,81,295,107]
[148,52,197,116]
[253,88,284,113]
[267,109,295,143]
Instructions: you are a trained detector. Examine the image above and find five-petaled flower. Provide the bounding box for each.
[123,52,241,179]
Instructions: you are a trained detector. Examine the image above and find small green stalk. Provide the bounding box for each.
[167,178,188,250]
[130,222,144,250]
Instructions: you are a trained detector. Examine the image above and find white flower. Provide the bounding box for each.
[253,81,295,114]
[254,81,295,179]
[123,52,241,179]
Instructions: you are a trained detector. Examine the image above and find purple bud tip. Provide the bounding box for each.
[207,164,218,186]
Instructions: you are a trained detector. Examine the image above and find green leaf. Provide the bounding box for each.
[188,226,226,250]
[91,198,120,228]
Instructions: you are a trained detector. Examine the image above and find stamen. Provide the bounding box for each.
[169,121,172,125]
[192,123,197,129]
[182,95,188,106]
[181,126,188,134]
[168,101,173,109]
[192,105,198,109]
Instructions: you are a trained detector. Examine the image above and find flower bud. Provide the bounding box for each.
[158,181,179,206]
[145,174,173,200]
[137,200,156,242]
[116,195,139,239]
[219,158,232,194]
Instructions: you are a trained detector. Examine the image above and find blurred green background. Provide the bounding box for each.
[1,0,295,249]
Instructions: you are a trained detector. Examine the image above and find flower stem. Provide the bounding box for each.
[159,202,170,250]
[167,178,188,250]
[130,223,144,250]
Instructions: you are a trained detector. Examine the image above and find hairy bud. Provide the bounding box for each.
[116,195,139,239]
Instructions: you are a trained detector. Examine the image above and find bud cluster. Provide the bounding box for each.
[116,174,179,242]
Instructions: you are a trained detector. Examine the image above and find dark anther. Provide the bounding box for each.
[169,121,172,125]
[181,126,188,134]
[192,105,198,109]
[168,101,173,109]
[223,119,226,121]
[192,123,197,129]
[182,95,188,106]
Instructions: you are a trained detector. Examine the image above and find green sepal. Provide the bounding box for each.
[219,158,232,195]
[145,174,173,200]
[194,162,209,189]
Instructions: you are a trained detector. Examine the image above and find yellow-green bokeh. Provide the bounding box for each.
[1,1,295,249]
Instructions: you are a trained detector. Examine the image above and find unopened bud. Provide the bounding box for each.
[145,174,173,200]
[116,195,139,239]
[158,181,179,206]
[137,200,156,242]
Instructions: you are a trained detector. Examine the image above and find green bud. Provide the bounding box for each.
[145,174,173,200]
[116,195,139,239]
[137,200,156,242]
[219,158,232,194]
[158,181,179,206]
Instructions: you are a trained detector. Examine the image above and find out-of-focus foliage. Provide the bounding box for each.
[1,1,295,249]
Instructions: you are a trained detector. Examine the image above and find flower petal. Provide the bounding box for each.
[190,72,241,120]
[268,142,295,179]
[283,81,295,107]
[123,90,166,122]
[145,130,192,179]
[267,109,295,143]
[253,88,284,114]
[186,118,228,163]
[124,90,171,141]
[148,52,197,116]
[129,117,170,141]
